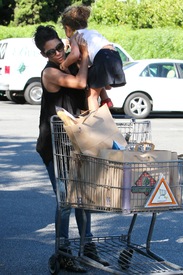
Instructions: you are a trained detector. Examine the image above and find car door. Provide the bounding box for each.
[140,62,183,111]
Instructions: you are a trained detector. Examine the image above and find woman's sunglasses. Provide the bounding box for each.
[45,42,64,57]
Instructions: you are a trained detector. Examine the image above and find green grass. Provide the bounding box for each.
[1,23,183,60]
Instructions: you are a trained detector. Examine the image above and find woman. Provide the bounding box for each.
[34,25,109,273]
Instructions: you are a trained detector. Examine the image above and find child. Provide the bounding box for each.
[61,5,126,111]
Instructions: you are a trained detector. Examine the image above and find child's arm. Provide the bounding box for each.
[60,35,81,71]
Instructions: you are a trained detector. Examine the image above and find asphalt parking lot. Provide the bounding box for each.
[1,100,183,275]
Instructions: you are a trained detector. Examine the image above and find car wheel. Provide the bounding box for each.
[6,91,26,104]
[24,82,42,105]
[124,92,151,119]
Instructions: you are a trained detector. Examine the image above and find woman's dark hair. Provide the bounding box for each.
[34,25,61,52]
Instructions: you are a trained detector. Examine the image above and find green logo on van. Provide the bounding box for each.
[18,63,26,73]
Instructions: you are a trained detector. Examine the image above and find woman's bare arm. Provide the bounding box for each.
[42,34,89,92]
[60,36,80,71]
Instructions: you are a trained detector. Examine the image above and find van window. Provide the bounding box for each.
[0,42,8,59]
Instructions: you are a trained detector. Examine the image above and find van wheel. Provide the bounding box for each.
[24,82,42,105]
[6,91,26,104]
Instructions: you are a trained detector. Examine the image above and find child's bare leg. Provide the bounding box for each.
[105,85,112,90]
[87,87,101,110]
[100,88,109,101]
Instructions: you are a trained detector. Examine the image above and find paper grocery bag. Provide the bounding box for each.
[99,149,174,181]
[68,152,124,210]
[64,104,127,156]
[99,148,173,162]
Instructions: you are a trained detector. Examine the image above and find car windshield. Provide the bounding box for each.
[114,45,132,63]
[123,62,138,70]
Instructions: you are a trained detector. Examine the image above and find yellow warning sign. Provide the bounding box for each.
[145,174,178,208]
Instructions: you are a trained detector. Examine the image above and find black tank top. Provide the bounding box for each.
[36,61,86,165]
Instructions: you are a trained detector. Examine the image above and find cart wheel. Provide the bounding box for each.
[118,248,133,270]
[48,254,60,274]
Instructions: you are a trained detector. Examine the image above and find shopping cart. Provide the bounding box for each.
[116,118,151,147]
[49,115,183,275]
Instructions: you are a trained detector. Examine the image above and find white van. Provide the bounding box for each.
[0,37,46,104]
[0,37,133,105]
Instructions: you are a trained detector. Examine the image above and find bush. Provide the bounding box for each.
[91,0,125,25]
[91,0,183,29]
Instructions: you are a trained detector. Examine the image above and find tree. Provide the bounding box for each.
[0,0,15,25]
[39,0,72,23]
[0,0,95,26]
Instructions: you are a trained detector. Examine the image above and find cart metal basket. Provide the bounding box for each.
[116,119,151,149]
[49,115,183,275]
[67,153,182,213]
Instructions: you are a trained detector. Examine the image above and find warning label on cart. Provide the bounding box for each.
[145,174,178,208]
[131,171,156,196]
